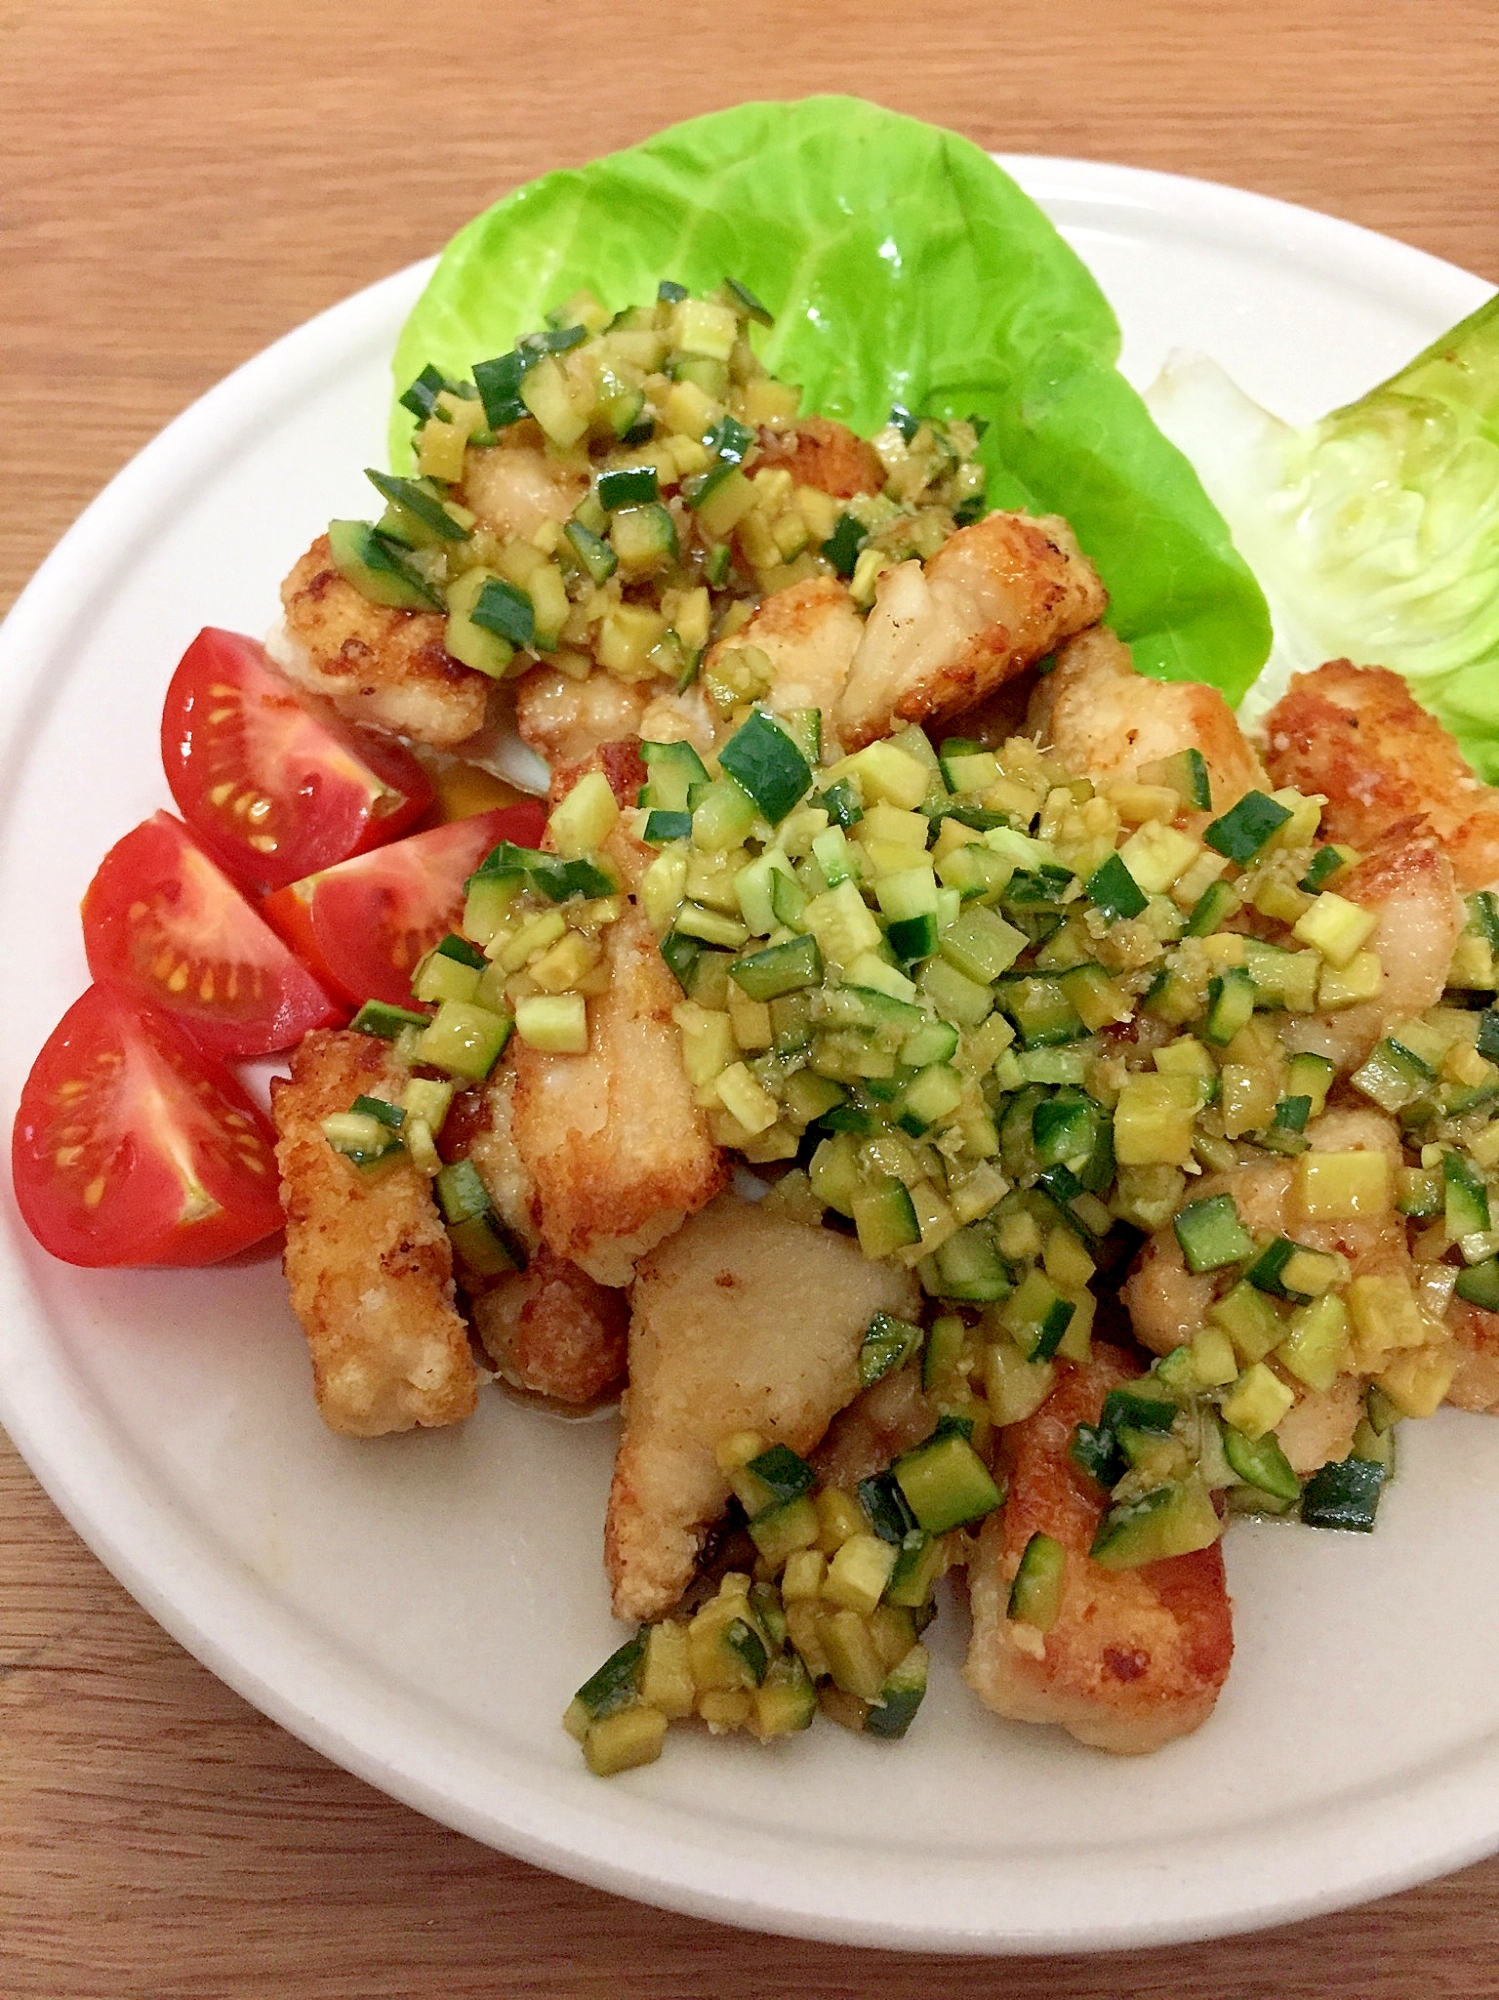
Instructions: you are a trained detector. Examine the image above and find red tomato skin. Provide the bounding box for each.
[81,812,343,1058]
[12,985,284,1268]
[160,628,434,889]
[260,803,546,1009]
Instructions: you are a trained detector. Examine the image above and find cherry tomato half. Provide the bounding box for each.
[12,985,284,1267]
[82,811,342,1058]
[260,803,546,1009]
[160,627,434,889]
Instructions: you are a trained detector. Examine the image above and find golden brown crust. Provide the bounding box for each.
[605,1193,922,1622]
[509,901,726,1286]
[1445,1298,1499,1414]
[836,511,1106,750]
[1263,661,1499,890]
[963,1347,1233,1754]
[275,536,491,749]
[271,1030,477,1436]
[1029,625,1268,816]
[512,665,651,768]
[470,1245,628,1404]
[756,415,886,499]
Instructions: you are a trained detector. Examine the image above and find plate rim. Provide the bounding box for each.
[1,154,1497,1956]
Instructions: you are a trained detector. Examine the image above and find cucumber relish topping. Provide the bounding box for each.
[331,282,986,697]
[555,693,1499,1773]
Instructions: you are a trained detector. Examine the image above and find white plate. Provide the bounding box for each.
[1,158,1496,1957]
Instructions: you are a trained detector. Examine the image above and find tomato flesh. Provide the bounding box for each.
[160,628,434,889]
[82,811,342,1058]
[260,803,546,1009]
[12,985,284,1267]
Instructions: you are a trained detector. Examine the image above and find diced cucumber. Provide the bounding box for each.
[940,905,1027,983]
[852,1176,921,1259]
[893,1426,1004,1533]
[718,710,812,825]
[1090,1478,1221,1568]
[931,1224,1012,1303]
[1137,747,1212,811]
[1085,850,1147,922]
[414,999,512,1081]
[610,502,679,577]
[1203,966,1256,1045]
[1445,1149,1492,1238]
[1221,1425,1300,1501]
[1007,1530,1066,1630]
[327,519,442,610]
[1204,790,1293,863]
[350,998,430,1039]
[885,1529,945,1610]
[864,1644,929,1740]
[1300,1455,1384,1531]
[729,933,824,1001]
[1174,1193,1253,1273]
[859,1311,924,1387]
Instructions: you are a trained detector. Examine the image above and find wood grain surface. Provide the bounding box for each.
[5,3,1499,1994]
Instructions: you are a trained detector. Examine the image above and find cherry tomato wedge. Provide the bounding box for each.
[82,812,342,1057]
[161,628,434,889]
[12,985,284,1267]
[260,803,545,1009]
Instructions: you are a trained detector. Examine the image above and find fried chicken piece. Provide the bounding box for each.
[465,1064,540,1252]
[1280,833,1463,1072]
[272,536,492,750]
[1124,1109,1410,1361]
[509,899,725,1287]
[271,1030,476,1436]
[1029,625,1268,816]
[963,1345,1233,1754]
[756,415,886,499]
[470,1245,628,1404]
[1263,661,1499,891]
[512,665,650,768]
[605,1193,922,1622]
[836,511,1106,751]
[545,737,652,892]
[1445,1297,1499,1414]
[459,431,587,542]
[705,575,865,754]
[811,1363,937,1489]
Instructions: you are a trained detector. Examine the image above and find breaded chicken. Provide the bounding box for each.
[1263,661,1499,890]
[459,431,587,542]
[1125,1108,1409,1363]
[637,680,720,758]
[271,1030,477,1436]
[705,576,865,755]
[545,736,652,892]
[811,1362,938,1489]
[963,1346,1233,1754]
[470,1244,628,1404]
[273,536,492,749]
[1445,1297,1499,1414]
[756,415,886,499]
[509,899,726,1286]
[836,511,1106,750]
[605,1193,922,1622]
[1281,833,1463,1072]
[1029,625,1268,815]
[465,1064,540,1252]
[513,665,650,768]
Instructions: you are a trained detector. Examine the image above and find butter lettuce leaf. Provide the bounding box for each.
[1150,294,1499,774]
[391,96,1269,696]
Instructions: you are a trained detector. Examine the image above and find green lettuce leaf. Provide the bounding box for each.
[1150,295,1499,775]
[391,96,1269,697]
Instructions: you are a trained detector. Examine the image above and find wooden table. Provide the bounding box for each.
[5,3,1499,1992]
